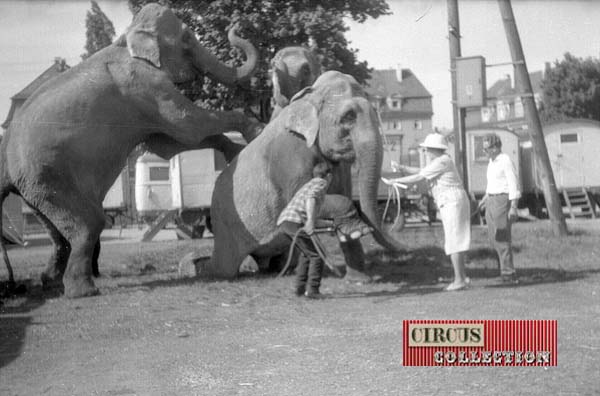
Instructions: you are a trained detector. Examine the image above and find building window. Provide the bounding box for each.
[414,120,423,130]
[497,101,510,121]
[391,100,400,109]
[514,98,524,118]
[392,121,401,130]
[481,106,495,122]
[560,133,578,143]
[149,166,170,181]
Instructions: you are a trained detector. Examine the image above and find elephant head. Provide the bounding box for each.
[125,4,257,85]
[270,46,321,120]
[284,71,384,229]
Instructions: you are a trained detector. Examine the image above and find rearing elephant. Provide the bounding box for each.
[270,46,321,120]
[209,71,402,279]
[0,4,260,298]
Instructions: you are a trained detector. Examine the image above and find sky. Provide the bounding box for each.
[1,0,599,130]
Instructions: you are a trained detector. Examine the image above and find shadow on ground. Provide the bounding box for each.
[0,280,61,369]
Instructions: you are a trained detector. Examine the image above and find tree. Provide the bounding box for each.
[540,52,600,123]
[127,0,390,121]
[82,1,116,60]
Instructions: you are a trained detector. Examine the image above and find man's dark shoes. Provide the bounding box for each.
[500,273,519,285]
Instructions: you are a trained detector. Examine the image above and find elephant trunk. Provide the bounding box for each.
[353,109,384,228]
[190,25,258,86]
[353,106,404,252]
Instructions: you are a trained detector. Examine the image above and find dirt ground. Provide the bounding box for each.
[1,220,599,396]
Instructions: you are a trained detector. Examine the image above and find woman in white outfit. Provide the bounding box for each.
[392,133,471,291]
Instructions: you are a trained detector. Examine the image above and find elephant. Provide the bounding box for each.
[209,71,402,280]
[0,3,261,298]
[270,46,321,121]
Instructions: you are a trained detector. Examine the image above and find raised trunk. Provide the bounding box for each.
[191,26,258,86]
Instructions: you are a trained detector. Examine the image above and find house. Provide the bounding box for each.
[364,68,433,170]
[465,71,544,137]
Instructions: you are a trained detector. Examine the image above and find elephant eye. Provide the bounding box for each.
[340,109,356,126]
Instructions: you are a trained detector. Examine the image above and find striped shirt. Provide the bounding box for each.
[277,178,328,225]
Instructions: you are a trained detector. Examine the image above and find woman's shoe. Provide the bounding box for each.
[445,278,470,291]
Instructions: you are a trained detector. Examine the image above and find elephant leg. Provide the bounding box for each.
[35,195,104,298]
[339,239,372,283]
[209,230,245,278]
[92,238,101,278]
[27,206,71,288]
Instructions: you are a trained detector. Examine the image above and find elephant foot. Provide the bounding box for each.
[40,271,63,290]
[63,277,100,299]
[344,267,373,284]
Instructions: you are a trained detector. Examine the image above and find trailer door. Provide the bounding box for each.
[556,132,584,188]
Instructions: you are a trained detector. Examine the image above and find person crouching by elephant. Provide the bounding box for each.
[277,163,333,298]
[391,133,471,291]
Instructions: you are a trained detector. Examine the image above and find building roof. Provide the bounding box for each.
[365,69,432,99]
[2,58,69,129]
[11,58,69,100]
[487,71,543,99]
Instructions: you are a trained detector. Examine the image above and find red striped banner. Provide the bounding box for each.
[402,320,557,366]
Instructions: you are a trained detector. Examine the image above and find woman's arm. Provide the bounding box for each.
[391,173,426,185]
[398,165,422,175]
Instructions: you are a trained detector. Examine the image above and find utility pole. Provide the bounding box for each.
[447,0,469,191]
[497,0,567,236]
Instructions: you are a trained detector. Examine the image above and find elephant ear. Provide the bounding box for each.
[284,99,319,148]
[126,28,161,68]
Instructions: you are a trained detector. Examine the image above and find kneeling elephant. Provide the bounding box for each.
[209,71,402,279]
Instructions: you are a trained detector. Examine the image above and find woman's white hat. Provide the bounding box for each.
[419,133,448,150]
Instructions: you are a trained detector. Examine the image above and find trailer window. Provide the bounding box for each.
[473,136,488,163]
[560,133,578,143]
[149,166,170,181]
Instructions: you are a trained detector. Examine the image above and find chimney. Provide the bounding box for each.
[396,64,403,82]
[54,57,67,72]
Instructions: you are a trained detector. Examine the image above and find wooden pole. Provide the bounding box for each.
[447,0,469,191]
[497,0,568,236]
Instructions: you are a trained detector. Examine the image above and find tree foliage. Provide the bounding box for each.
[127,0,390,121]
[541,52,600,123]
[82,1,116,60]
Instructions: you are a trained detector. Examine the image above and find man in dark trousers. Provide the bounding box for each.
[478,134,521,284]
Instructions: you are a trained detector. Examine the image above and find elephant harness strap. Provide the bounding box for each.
[278,220,343,278]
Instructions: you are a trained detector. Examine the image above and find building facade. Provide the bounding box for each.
[364,68,433,170]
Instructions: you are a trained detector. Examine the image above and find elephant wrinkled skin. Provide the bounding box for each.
[210,71,402,278]
[0,4,260,298]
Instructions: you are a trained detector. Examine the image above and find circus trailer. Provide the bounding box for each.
[134,153,172,223]
[169,132,246,238]
[520,119,600,218]
[102,169,131,227]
